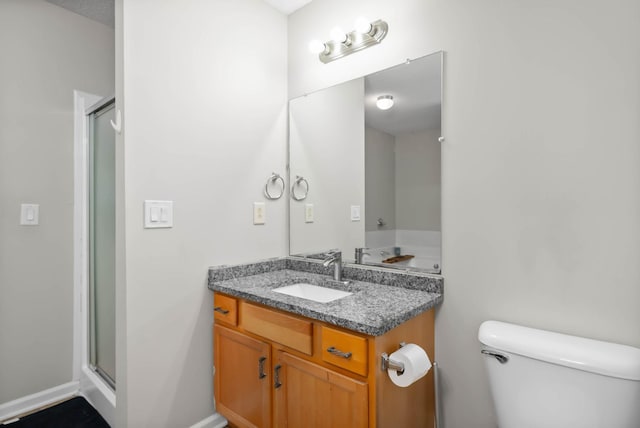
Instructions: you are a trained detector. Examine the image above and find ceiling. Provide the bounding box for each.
[263,0,313,14]
[44,0,311,27]
[365,53,442,136]
[45,0,114,28]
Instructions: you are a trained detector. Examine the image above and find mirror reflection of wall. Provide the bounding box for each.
[289,78,365,256]
[289,51,442,274]
[364,52,441,272]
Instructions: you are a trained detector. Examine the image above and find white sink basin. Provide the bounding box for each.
[272,283,352,303]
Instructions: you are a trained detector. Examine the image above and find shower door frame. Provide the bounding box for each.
[72,90,116,427]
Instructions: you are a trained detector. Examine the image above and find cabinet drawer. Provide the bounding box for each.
[241,302,313,355]
[214,294,238,326]
[321,326,368,376]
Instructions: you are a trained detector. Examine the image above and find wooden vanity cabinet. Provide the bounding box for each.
[213,293,435,428]
[274,351,368,428]
[214,325,271,427]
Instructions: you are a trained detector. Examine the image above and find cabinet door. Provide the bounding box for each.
[274,351,368,428]
[214,325,271,428]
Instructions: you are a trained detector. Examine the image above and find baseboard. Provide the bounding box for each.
[189,412,228,428]
[0,381,79,422]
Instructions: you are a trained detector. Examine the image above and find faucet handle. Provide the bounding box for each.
[322,249,342,267]
[324,248,341,257]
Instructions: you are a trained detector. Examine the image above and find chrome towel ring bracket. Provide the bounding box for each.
[264,172,285,200]
[291,175,309,201]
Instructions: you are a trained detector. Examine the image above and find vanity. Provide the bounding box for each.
[208,257,443,428]
[209,50,445,428]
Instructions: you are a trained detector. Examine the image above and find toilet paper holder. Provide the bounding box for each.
[381,342,406,373]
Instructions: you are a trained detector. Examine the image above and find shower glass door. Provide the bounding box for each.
[88,99,116,389]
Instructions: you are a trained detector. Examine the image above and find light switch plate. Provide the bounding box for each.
[253,202,266,225]
[305,204,314,223]
[20,204,39,225]
[350,205,361,221]
[144,200,173,228]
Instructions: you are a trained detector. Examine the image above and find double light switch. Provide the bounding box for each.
[144,200,173,228]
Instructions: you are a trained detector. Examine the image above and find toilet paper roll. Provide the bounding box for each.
[387,343,432,387]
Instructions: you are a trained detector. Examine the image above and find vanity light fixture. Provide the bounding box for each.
[308,18,389,64]
[329,27,349,44]
[376,95,394,110]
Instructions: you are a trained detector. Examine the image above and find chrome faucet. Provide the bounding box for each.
[322,250,344,282]
[354,247,370,264]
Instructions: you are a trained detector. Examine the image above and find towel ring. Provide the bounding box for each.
[291,175,309,201]
[264,173,285,200]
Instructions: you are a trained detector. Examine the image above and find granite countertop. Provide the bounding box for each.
[208,257,443,336]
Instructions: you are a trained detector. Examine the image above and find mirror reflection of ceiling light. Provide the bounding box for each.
[308,18,388,64]
[376,95,394,110]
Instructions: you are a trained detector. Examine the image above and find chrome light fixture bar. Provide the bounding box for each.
[316,19,388,64]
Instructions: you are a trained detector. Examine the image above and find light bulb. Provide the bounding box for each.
[354,17,372,34]
[308,39,326,54]
[376,95,394,110]
[330,27,348,43]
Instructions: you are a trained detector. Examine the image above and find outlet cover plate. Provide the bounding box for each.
[350,205,361,221]
[253,202,266,225]
[305,204,314,223]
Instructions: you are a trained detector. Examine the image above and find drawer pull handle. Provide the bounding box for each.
[258,357,267,379]
[214,306,230,315]
[327,346,352,359]
[274,364,282,389]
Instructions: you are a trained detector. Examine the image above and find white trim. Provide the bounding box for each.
[189,413,228,428]
[73,90,103,382]
[0,382,79,422]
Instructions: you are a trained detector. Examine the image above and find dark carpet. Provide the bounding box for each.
[4,397,110,428]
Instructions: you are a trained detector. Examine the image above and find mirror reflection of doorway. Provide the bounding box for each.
[88,99,116,389]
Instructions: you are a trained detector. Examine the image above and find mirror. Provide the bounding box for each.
[289,51,442,274]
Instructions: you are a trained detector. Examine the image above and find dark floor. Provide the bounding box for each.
[3,397,109,428]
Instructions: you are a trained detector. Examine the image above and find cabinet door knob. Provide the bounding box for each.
[214,306,230,315]
[258,357,267,379]
[327,346,352,359]
[274,364,282,389]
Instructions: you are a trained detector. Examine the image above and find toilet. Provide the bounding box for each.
[478,320,640,428]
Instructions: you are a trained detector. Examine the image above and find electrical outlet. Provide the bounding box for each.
[253,202,266,225]
[305,204,314,223]
[350,205,361,221]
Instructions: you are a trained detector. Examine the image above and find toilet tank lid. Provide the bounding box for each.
[478,320,640,381]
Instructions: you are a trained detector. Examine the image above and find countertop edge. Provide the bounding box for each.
[209,283,443,336]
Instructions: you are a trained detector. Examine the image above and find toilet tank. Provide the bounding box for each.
[478,320,640,428]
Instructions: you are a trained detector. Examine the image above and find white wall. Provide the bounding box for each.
[0,0,114,404]
[289,79,365,256]
[120,1,287,426]
[395,128,441,232]
[113,1,127,426]
[289,1,640,427]
[365,126,396,232]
